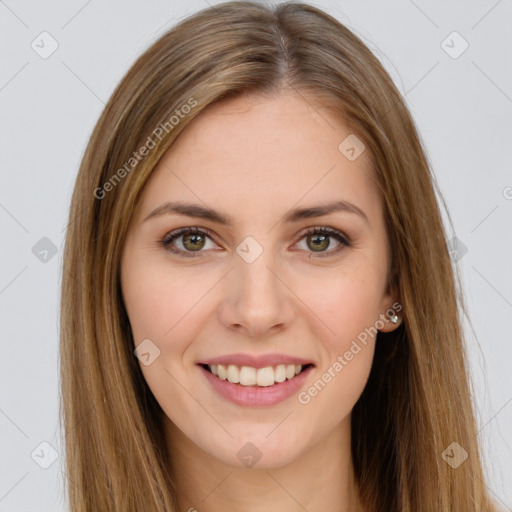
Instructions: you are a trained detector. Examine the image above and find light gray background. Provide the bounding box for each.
[1,1,511,510]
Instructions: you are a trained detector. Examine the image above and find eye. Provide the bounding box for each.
[294,226,350,258]
[159,226,350,258]
[160,227,218,257]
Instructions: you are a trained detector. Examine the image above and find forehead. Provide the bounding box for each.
[134,92,382,226]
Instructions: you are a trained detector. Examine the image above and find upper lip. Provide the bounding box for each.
[198,353,314,369]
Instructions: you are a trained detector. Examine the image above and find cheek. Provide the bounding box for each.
[121,259,211,423]
[292,266,383,407]
[121,258,210,348]
[302,264,385,345]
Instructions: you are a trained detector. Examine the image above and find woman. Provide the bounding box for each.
[59,1,500,510]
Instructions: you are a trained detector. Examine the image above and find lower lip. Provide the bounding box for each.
[198,365,314,407]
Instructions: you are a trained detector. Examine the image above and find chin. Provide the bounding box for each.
[208,429,305,470]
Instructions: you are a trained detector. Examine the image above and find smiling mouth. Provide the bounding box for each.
[200,363,314,387]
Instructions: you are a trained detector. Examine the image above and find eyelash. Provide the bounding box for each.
[159,226,350,259]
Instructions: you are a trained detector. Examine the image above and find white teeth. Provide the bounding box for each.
[256,367,275,387]
[207,363,305,386]
[275,364,287,382]
[285,364,295,379]
[217,364,227,380]
[227,364,240,383]
[239,366,256,386]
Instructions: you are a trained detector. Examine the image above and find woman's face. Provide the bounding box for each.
[120,91,400,469]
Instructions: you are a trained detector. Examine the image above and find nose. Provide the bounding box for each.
[217,250,296,338]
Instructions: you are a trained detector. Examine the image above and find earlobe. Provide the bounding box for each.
[388,312,399,324]
[378,298,403,332]
[386,308,403,329]
[379,259,402,332]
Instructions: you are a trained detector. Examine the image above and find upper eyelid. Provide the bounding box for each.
[163,226,218,244]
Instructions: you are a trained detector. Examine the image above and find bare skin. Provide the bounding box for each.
[120,90,401,511]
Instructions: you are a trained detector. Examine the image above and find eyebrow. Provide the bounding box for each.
[143,200,369,226]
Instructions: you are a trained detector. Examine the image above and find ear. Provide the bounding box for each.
[377,262,403,333]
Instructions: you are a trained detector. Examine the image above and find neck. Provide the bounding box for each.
[164,414,364,512]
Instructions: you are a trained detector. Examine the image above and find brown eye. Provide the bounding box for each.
[182,232,206,251]
[160,227,217,257]
[296,227,350,258]
[306,233,330,252]
[161,226,350,259]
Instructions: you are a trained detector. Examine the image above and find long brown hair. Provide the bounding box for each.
[59,2,498,510]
